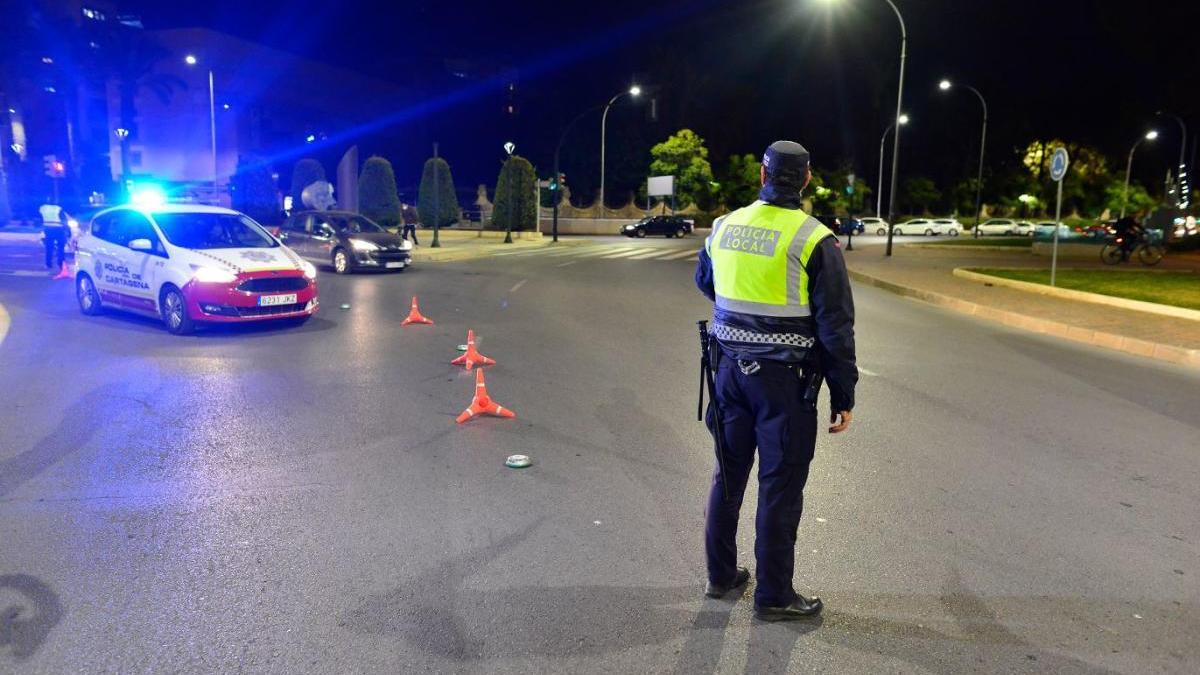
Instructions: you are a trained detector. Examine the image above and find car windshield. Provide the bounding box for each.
[328,216,386,234]
[153,212,277,249]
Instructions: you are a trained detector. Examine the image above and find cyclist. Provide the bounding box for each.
[1113,211,1145,262]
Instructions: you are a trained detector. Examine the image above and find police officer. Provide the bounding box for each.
[695,140,857,622]
[39,198,72,275]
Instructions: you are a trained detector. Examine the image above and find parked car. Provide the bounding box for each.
[1011,221,1036,236]
[621,215,694,238]
[932,218,962,236]
[1083,220,1116,239]
[860,217,889,236]
[892,218,939,236]
[814,214,843,234]
[74,204,319,335]
[281,210,412,274]
[1032,221,1073,239]
[975,218,1022,236]
[840,216,865,235]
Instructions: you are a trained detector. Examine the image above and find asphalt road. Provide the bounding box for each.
[1,236,1197,674]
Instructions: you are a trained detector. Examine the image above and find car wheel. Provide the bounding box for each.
[76,273,102,316]
[876,227,886,236]
[949,229,959,237]
[333,248,351,274]
[160,285,194,335]
[925,229,934,236]
[674,227,686,238]
[635,228,646,238]
[1004,230,1012,236]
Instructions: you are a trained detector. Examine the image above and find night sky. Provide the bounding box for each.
[124,0,1198,202]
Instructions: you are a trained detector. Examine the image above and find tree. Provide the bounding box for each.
[231,156,279,225]
[718,153,761,209]
[901,176,941,214]
[358,156,401,228]
[1103,180,1156,217]
[417,156,458,228]
[289,158,325,210]
[1022,139,1111,215]
[491,155,537,232]
[649,129,716,210]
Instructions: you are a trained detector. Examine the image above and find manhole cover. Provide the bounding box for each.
[505,455,532,469]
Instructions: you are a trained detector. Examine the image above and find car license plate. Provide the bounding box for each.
[385,262,405,269]
[258,293,297,306]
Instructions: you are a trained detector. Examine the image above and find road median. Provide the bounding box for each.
[846,249,1200,368]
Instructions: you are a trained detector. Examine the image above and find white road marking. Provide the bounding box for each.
[0,270,49,277]
[509,279,528,293]
[555,260,577,268]
[624,249,676,259]
[859,367,879,377]
[0,302,9,348]
[600,248,656,259]
[662,249,702,260]
[572,246,637,258]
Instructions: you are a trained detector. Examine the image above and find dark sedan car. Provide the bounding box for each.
[621,215,695,238]
[280,210,412,274]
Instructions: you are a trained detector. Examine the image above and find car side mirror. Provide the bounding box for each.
[128,238,153,252]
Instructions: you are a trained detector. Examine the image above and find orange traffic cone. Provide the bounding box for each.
[456,368,516,423]
[450,329,495,371]
[52,262,70,280]
[401,296,434,325]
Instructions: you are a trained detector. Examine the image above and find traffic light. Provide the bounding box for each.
[43,155,66,178]
[549,173,565,191]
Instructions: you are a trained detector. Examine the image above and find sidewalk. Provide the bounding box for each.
[845,245,1200,367]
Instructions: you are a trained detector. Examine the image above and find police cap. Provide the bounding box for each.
[762,140,810,181]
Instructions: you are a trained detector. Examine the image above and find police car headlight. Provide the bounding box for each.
[192,266,238,284]
[300,260,317,279]
[400,240,413,251]
[349,238,379,252]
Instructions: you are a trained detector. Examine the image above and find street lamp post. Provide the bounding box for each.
[503,142,516,244]
[877,114,908,219]
[1121,130,1158,219]
[1156,111,1188,208]
[939,79,988,237]
[882,0,906,257]
[599,85,640,218]
[185,55,218,195]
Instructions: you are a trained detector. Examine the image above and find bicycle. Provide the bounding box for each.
[1100,232,1164,266]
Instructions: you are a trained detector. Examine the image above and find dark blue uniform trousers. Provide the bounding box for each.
[705,357,817,607]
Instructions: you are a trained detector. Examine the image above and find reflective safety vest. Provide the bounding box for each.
[40,204,65,226]
[705,201,834,318]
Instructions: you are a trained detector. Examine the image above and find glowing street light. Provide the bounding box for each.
[184,55,218,192]
[937,77,989,235]
[819,0,908,256]
[876,114,909,218]
[599,84,643,216]
[1121,130,1159,218]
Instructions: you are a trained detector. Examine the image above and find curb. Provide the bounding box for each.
[847,268,1200,368]
[953,268,1200,322]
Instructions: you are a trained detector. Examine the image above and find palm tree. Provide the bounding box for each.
[92,25,187,184]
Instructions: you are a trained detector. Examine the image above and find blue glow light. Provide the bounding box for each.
[305,134,316,143]
[129,184,167,208]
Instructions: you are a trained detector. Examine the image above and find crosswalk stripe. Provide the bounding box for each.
[600,248,656,259]
[662,248,702,260]
[623,249,677,259]
[571,246,637,258]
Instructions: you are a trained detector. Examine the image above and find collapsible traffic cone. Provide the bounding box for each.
[52,262,70,280]
[450,329,495,371]
[400,296,434,325]
[456,368,516,423]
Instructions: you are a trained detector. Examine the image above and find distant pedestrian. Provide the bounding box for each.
[695,140,857,622]
[39,198,71,274]
[401,202,420,246]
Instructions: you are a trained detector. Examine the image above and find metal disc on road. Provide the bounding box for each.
[505,454,532,469]
[457,344,468,351]
[340,303,351,310]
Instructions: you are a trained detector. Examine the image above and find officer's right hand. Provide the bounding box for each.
[829,410,852,434]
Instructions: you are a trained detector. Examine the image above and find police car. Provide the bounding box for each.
[74,204,319,335]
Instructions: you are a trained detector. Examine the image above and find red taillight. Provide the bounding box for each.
[1116,238,1124,243]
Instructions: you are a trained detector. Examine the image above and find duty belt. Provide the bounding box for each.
[710,321,815,349]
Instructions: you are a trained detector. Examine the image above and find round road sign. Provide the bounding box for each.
[1050,147,1069,182]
